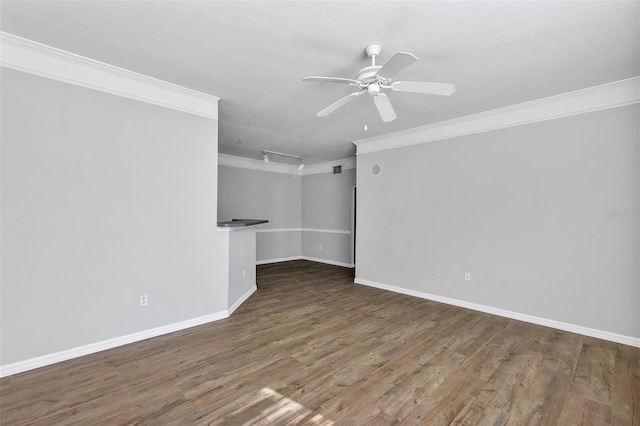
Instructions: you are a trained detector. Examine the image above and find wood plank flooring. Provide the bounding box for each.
[1,260,638,425]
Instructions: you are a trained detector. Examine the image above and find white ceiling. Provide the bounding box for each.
[1,1,638,165]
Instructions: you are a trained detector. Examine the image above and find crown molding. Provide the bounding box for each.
[354,76,640,155]
[218,153,356,176]
[302,157,356,175]
[0,32,219,119]
[219,153,301,175]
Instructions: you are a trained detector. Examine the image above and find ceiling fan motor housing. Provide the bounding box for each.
[357,66,382,85]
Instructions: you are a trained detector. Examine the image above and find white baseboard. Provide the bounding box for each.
[0,311,228,378]
[228,285,257,316]
[255,228,351,235]
[256,255,302,265]
[1,284,262,378]
[257,255,354,268]
[354,278,640,348]
[301,256,354,268]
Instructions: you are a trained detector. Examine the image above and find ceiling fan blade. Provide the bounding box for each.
[373,93,397,122]
[392,81,456,96]
[303,76,360,85]
[377,52,418,78]
[317,90,366,117]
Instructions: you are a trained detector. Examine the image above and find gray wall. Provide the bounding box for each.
[1,69,224,364]
[218,165,356,266]
[356,105,639,338]
[302,169,356,265]
[227,228,256,310]
[218,165,301,262]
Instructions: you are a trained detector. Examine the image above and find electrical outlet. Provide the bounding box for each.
[465,272,471,282]
[436,268,442,277]
[139,294,148,306]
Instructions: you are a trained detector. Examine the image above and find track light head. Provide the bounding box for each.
[262,149,304,170]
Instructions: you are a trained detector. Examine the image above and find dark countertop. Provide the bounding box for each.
[217,219,269,228]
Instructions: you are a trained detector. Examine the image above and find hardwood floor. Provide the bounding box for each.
[1,260,638,425]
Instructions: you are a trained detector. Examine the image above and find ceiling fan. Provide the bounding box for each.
[303,44,456,123]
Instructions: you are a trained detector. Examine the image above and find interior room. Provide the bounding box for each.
[1,1,638,424]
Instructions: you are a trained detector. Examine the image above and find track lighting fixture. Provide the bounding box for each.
[262,150,305,171]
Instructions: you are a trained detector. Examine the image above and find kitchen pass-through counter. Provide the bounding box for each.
[217,219,268,314]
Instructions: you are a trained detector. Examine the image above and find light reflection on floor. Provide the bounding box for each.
[230,387,335,425]
[259,388,334,425]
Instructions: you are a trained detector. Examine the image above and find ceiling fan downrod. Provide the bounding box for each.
[365,44,382,66]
